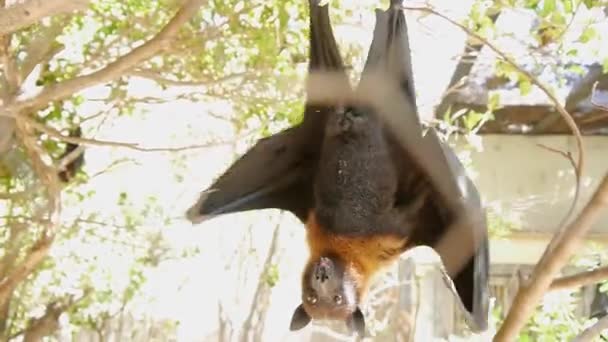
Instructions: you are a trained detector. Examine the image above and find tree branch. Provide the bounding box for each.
[0,192,25,200]
[13,119,62,224]
[0,235,54,309]
[0,116,13,154]
[0,118,62,310]
[17,288,92,342]
[19,20,67,82]
[14,116,228,152]
[0,221,28,278]
[0,0,19,155]
[240,218,282,342]
[494,173,608,341]
[129,69,254,87]
[5,0,206,115]
[0,0,91,36]
[532,64,605,133]
[1,28,19,96]
[572,315,608,342]
[549,266,608,292]
[565,65,604,112]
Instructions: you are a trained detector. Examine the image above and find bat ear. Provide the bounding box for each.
[289,304,312,331]
[345,307,365,337]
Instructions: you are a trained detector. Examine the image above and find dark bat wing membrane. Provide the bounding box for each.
[359,1,490,332]
[185,127,314,223]
[185,1,347,224]
[360,0,418,117]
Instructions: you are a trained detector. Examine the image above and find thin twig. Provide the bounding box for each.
[129,70,254,87]
[535,144,579,207]
[20,117,229,152]
[87,158,139,179]
[553,0,583,47]
[240,216,283,342]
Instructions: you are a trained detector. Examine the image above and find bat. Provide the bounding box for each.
[186,0,489,337]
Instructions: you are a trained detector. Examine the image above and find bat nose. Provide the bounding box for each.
[315,257,333,283]
[316,265,329,282]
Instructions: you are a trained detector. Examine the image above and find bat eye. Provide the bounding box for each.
[306,293,318,305]
[334,295,343,305]
[347,109,362,118]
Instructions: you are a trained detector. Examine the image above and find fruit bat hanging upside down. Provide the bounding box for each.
[186,0,489,337]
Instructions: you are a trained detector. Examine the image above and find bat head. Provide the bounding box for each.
[324,106,377,139]
[289,254,366,337]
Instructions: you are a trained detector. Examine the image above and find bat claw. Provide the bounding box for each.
[185,189,218,224]
[311,0,330,7]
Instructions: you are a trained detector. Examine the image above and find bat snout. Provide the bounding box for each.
[314,261,332,283]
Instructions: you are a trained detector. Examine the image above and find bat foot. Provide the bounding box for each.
[311,0,329,7]
[390,0,404,7]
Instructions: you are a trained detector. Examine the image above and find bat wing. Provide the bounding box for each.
[185,127,314,223]
[357,1,490,332]
[359,0,418,122]
[186,1,349,224]
[416,129,490,333]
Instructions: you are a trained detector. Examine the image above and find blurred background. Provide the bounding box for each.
[1,0,608,340]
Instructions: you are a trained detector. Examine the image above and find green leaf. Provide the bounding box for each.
[462,110,485,131]
[579,26,596,43]
[566,48,578,57]
[563,0,574,13]
[582,0,595,9]
[540,0,556,17]
[519,78,532,96]
[118,192,128,205]
[568,64,586,75]
[488,92,501,112]
[525,0,541,8]
[602,57,608,74]
[265,264,280,287]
